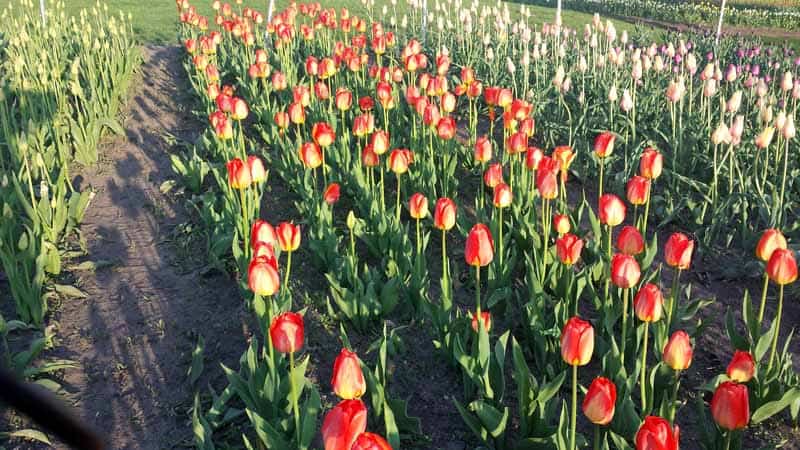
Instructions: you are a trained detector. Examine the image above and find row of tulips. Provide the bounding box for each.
[0,0,138,327]
[175,0,799,449]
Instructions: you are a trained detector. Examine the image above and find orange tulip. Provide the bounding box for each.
[611,253,641,289]
[351,432,393,450]
[251,219,277,248]
[436,117,456,140]
[711,381,750,431]
[536,168,558,200]
[664,233,693,270]
[552,145,575,181]
[465,224,494,267]
[248,255,280,296]
[226,158,252,189]
[388,149,413,174]
[331,348,366,400]
[599,194,626,227]
[756,229,787,262]
[269,311,304,353]
[470,310,492,333]
[526,147,544,171]
[409,193,428,219]
[594,131,616,158]
[506,131,527,155]
[370,130,390,156]
[321,399,367,450]
[323,183,341,205]
[231,98,249,120]
[299,142,323,169]
[556,233,583,266]
[635,416,679,450]
[553,214,571,235]
[727,351,756,383]
[353,113,375,137]
[434,198,457,231]
[663,330,693,371]
[276,222,301,252]
[252,241,275,259]
[474,136,492,163]
[288,101,306,125]
[639,148,663,180]
[493,183,512,208]
[634,283,664,323]
[766,248,798,285]
[582,377,617,425]
[274,111,289,130]
[335,87,353,111]
[561,316,594,366]
[361,145,379,167]
[626,176,650,206]
[484,163,504,188]
[617,225,644,255]
[312,122,336,148]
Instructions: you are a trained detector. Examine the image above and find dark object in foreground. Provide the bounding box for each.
[0,368,106,449]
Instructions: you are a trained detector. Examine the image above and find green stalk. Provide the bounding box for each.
[289,351,301,446]
[757,272,769,326]
[598,158,605,204]
[475,265,481,315]
[570,364,578,450]
[283,250,293,295]
[667,269,681,331]
[723,431,732,450]
[640,323,649,414]
[767,284,784,373]
[669,370,680,423]
[594,424,601,450]
[498,207,504,267]
[621,288,629,357]
[396,174,402,223]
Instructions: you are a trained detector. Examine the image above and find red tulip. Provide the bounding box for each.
[639,148,663,180]
[561,316,594,366]
[277,222,301,252]
[484,163,504,188]
[434,198,457,231]
[599,194,626,227]
[663,330,693,371]
[324,183,341,205]
[474,136,492,163]
[351,432,393,450]
[626,176,650,206]
[755,228,787,262]
[388,149,413,174]
[497,88,513,109]
[506,131,527,154]
[270,312,304,353]
[526,147,544,171]
[336,87,353,111]
[617,225,644,255]
[465,224,494,267]
[611,253,641,289]
[634,283,664,323]
[288,101,306,125]
[226,158,252,189]
[248,255,280,296]
[664,233,693,270]
[711,381,750,431]
[253,241,274,259]
[409,193,428,219]
[274,111,289,130]
[353,113,375,137]
[376,82,393,109]
[766,248,798,285]
[594,131,616,158]
[321,399,367,450]
[331,348,366,400]
[493,183,512,208]
[299,142,323,169]
[271,71,287,90]
[556,233,583,266]
[359,96,375,111]
[315,81,330,101]
[436,116,456,140]
[251,219,277,248]
[536,169,558,200]
[635,416,679,450]
[361,144,379,167]
[231,98,248,120]
[484,86,500,106]
[727,351,756,383]
[293,86,311,107]
[312,122,336,148]
[370,130,390,156]
[422,103,440,127]
[583,377,617,425]
[470,310,492,333]
[553,214,571,235]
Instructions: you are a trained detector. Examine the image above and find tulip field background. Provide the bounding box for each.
[1,0,800,449]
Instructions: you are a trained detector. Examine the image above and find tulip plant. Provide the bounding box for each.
[175,1,800,449]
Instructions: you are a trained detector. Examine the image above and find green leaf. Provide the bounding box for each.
[0,429,51,445]
[384,400,401,449]
[53,284,88,299]
[246,409,291,450]
[471,400,509,438]
[188,335,205,386]
[300,388,321,450]
[755,318,777,361]
[752,389,799,424]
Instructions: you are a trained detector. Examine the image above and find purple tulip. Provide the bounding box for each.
[675,54,683,64]
[765,75,772,83]
[752,65,761,76]
[736,49,744,59]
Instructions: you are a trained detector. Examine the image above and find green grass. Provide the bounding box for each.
[0,0,644,44]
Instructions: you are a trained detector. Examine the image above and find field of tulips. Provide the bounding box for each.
[0,0,138,443]
[529,0,800,31]
[174,0,800,449]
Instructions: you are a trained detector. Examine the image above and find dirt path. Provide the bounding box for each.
[51,45,246,450]
[615,14,800,40]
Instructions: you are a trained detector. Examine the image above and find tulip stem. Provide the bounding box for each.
[640,323,649,414]
[642,182,652,236]
[475,265,481,315]
[498,207,504,268]
[598,158,604,205]
[767,283,784,373]
[621,288,629,358]
[570,364,578,450]
[416,218,421,256]
[778,137,789,227]
[283,250,293,295]
[604,225,612,308]
[442,230,448,283]
[396,174,402,223]
[380,165,386,212]
[669,370,680,423]
[289,351,301,446]
[757,272,769,326]
[724,431,732,450]
[593,424,600,450]
[667,269,681,331]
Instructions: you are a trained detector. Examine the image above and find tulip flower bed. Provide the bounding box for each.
[176,0,800,449]
[0,0,138,443]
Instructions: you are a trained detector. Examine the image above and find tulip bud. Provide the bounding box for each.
[312,122,336,148]
[611,253,641,289]
[755,126,775,149]
[553,214,571,235]
[270,312,304,353]
[620,89,634,112]
[663,330,693,371]
[599,194,626,227]
[556,233,583,266]
[299,142,323,169]
[594,131,615,158]
[711,122,731,146]
[248,255,280,296]
[465,223,494,267]
[276,222,301,252]
[388,149,413,174]
[251,220,277,248]
[766,248,798,285]
[248,155,267,183]
[711,381,750,431]
[493,183,512,208]
[664,233,693,270]
[323,183,341,205]
[561,316,594,366]
[756,228,787,262]
[582,377,616,425]
[726,351,756,383]
[470,310,492,333]
[226,158,252,189]
[639,148,663,179]
[626,176,650,206]
[784,115,796,139]
[433,198,457,231]
[484,163,504,188]
[321,399,368,450]
[351,432,393,450]
[474,136,492,163]
[635,416,679,450]
[347,211,357,230]
[617,225,644,255]
[331,348,366,399]
[634,283,664,323]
